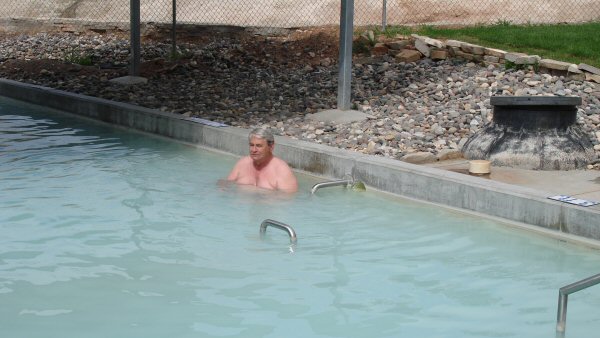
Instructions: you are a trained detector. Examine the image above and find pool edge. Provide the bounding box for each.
[2,78,599,243]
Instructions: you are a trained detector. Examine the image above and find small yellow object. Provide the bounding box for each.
[469,160,491,175]
[351,181,366,191]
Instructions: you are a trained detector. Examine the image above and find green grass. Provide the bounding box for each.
[413,21,600,68]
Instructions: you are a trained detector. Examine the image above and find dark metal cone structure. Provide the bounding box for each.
[462,96,594,170]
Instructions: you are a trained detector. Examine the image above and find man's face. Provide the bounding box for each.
[249,136,273,163]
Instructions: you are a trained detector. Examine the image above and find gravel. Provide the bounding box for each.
[1,31,599,167]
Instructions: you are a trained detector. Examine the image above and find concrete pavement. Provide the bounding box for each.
[427,159,600,208]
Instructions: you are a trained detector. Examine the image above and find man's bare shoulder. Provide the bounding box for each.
[270,156,297,192]
[235,156,253,166]
[270,156,292,168]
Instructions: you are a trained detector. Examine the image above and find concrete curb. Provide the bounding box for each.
[1,78,599,242]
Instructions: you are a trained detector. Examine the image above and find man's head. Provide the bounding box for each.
[248,127,275,165]
[248,127,275,146]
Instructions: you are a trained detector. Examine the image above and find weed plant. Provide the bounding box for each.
[64,48,93,66]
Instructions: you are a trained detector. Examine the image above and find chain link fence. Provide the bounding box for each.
[2,0,600,29]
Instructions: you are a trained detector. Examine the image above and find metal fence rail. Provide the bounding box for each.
[1,0,600,28]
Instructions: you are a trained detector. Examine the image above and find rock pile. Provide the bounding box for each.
[0,29,599,168]
[364,32,600,84]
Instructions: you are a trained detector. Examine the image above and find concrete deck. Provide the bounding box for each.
[306,108,370,123]
[428,160,600,202]
[1,78,599,246]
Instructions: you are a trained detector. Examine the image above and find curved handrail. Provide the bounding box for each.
[260,219,297,244]
[556,272,600,333]
[310,179,352,194]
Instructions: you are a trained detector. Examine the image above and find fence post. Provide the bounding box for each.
[172,0,177,58]
[337,0,354,111]
[382,0,387,31]
[130,0,141,76]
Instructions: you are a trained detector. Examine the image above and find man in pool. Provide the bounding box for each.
[227,127,298,192]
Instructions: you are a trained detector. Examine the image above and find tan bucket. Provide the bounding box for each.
[469,160,491,175]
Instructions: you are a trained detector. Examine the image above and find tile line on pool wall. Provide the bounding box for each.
[1,78,599,244]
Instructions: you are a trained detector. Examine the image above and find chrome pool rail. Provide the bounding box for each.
[556,272,600,334]
[260,219,297,245]
[310,179,352,194]
[311,173,358,194]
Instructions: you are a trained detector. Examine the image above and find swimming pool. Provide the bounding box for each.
[1,96,599,338]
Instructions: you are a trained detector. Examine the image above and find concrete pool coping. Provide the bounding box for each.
[2,78,600,245]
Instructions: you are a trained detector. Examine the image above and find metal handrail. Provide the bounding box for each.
[310,179,352,194]
[260,219,297,244]
[556,273,600,333]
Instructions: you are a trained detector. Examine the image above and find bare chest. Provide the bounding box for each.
[237,164,278,189]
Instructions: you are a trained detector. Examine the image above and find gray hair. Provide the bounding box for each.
[249,127,275,145]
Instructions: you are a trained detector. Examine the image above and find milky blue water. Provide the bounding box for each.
[1,96,600,338]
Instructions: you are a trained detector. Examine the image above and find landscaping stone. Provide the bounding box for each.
[402,152,437,164]
[395,49,422,63]
[461,43,485,55]
[445,40,462,48]
[484,55,500,63]
[454,50,474,61]
[414,39,430,57]
[568,64,583,73]
[539,59,575,71]
[586,73,600,84]
[411,34,445,48]
[579,63,600,75]
[505,52,528,63]
[386,40,410,50]
[430,49,448,60]
[484,47,507,58]
[437,149,463,161]
[371,43,388,56]
[447,46,459,57]
[514,54,541,65]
